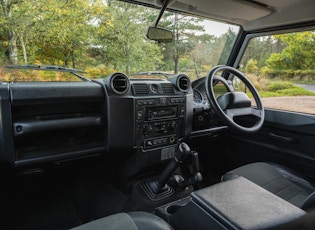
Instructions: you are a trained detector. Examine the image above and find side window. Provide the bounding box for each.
[239,31,315,114]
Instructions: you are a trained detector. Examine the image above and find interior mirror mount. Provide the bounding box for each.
[146,0,174,43]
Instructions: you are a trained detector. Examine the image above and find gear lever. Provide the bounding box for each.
[142,142,191,201]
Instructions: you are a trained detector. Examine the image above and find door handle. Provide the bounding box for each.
[269,133,298,143]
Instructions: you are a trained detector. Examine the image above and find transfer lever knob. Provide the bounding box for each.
[176,142,191,162]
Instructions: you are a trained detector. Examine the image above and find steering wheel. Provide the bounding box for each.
[205,65,264,133]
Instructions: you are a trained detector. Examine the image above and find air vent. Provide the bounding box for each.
[133,83,149,95]
[177,75,190,92]
[110,73,130,95]
[161,83,175,94]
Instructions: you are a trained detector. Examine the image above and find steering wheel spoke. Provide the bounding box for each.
[206,65,265,133]
[225,107,261,120]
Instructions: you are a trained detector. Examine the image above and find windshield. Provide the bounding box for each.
[0,0,239,82]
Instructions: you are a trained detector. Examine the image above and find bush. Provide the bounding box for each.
[85,64,115,78]
[244,59,259,74]
[276,88,315,96]
[263,81,315,97]
[266,81,297,92]
[262,68,315,81]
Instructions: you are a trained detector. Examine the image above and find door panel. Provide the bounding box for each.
[226,109,315,179]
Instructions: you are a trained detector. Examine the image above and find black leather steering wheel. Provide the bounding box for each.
[205,65,264,133]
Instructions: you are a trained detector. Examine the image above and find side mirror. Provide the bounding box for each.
[146,26,173,43]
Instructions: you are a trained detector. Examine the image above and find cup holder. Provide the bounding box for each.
[166,204,183,215]
[155,197,191,221]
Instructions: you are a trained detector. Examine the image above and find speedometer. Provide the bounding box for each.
[193,89,204,104]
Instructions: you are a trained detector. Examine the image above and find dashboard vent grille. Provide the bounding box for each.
[177,75,190,92]
[133,83,149,95]
[111,73,130,95]
[161,83,175,94]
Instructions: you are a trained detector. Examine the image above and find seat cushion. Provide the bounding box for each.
[71,211,172,230]
[222,162,315,210]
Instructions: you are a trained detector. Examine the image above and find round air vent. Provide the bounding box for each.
[177,74,190,92]
[110,73,130,95]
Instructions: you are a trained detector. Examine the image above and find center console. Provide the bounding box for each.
[135,97,186,151]
[156,177,306,229]
[104,73,193,191]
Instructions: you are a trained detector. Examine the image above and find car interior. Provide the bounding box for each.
[1,0,315,229]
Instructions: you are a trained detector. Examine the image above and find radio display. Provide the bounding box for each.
[146,106,177,120]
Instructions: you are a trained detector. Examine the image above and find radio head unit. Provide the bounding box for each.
[146,106,177,120]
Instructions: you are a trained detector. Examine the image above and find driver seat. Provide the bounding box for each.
[222,162,315,211]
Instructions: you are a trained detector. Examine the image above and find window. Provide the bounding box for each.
[0,0,239,82]
[239,31,315,114]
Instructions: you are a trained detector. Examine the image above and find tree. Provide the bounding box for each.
[266,32,315,70]
[30,0,107,68]
[244,58,259,73]
[99,0,162,73]
[0,0,21,64]
[242,35,283,68]
[188,34,217,78]
[217,28,237,65]
[160,13,204,74]
[0,0,108,67]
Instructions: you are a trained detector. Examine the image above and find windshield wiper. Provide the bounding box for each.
[6,64,91,82]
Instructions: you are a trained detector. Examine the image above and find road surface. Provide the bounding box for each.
[296,84,315,92]
[261,96,315,114]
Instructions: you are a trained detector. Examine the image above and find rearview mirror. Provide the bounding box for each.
[146,26,173,43]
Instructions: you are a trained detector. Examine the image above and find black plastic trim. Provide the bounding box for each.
[10,82,104,105]
[14,116,103,137]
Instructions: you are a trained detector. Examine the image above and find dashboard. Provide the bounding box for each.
[0,73,224,173]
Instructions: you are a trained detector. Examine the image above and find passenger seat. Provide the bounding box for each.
[71,211,172,230]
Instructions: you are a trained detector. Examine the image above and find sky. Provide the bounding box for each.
[201,20,239,37]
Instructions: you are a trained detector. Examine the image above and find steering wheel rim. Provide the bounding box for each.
[205,65,265,133]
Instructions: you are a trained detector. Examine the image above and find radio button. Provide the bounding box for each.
[146,140,153,147]
[180,107,185,116]
[143,124,153,135]
[137,110,143,120]
[160,98,167,105]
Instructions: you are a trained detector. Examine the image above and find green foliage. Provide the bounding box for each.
[262,68,315,81]
[242,36,284,68]
[244,58,259,73]
[276,88,315,96]
[159,13,205,74]
[85,65,115,78]
[98,1,163,73]
[266,81,297,92]
[0,68,82,81]
[266,32,315,70]
[0,0,238,81]
[258,81,315,97]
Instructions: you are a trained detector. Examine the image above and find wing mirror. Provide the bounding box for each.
[146,26,173,43]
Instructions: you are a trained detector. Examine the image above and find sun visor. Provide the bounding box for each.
[173,0,271,22]
[135,0,272,25]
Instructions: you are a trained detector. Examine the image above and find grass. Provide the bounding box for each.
[258,88,315,97]
[263,81,315,97]
[293,81,315,84]
[243,74,315,98]
[243,80,315,98]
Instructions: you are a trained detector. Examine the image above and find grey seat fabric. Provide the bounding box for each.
[71,211,172,230]
[222,162,315,211]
